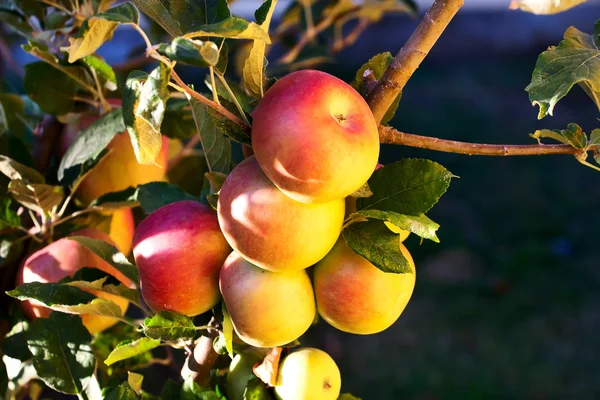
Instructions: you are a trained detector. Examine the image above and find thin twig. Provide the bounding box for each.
[215,72,251,126]
[209,67,220,105]
[367,0,464,123]
[378,125,588,156]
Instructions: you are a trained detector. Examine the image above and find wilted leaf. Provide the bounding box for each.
[128,372,144,395]
[142,311,196,343]
[105,337,160,366]
[343,220,412,273]
[8,180,64,215]
[67,19,118,63]
[357,158,453,216]
[68,236,139,285]
[252,347,281,387]
[0,155,44,183]
[510,0,586,14]
[350,182,373,198]
[353,210,440,242]
[188,96,232,173]
[58,108,125,184]
[526,22,600,119]
[26,313,94,395]
[158,38,219,67]
[530,123,588,149]
[24,62,77,115]
[185,18,270,42]
[243,0,278,98]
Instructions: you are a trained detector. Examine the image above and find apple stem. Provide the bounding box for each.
[367,0,464,123]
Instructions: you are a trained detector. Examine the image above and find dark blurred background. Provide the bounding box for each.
[3,1,600,399]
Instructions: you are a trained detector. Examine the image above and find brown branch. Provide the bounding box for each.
[379,125,584,156]
[331,18,370,54]
[367,0,464,123]
[170,69,252,137]
[181,317,220,387]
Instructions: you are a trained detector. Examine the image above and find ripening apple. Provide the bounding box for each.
[109,208,135,255]
[16,228,132,334]
[217,157,344,272]
[274,348,341,400]
[313,237,415,335]
[252,69,380,204]
[133,200,231,317]
[220,252,316,348]
[59,98,169,205]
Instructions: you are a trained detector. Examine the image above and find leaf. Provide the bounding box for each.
[530,123,588,149]
[67,279,141,304]
[343,220,412,273]
[221,302,234,357]
[243,0,278,98]
[58,108,125,183]
[123,66,170,165]
[68,236,139,285]
[338,394,362,400]
[26,313,94,395]
[7,281,94,307]
[243,378,271,400]
[8,181,64,215]
[81,55,117,91]
[188,96,232,173]
[91,182,200,214]
[67,18,118,63]
[160,379,182,399]
[357,0,417,21]
[252,347,281,387]
[205,104,251,145]
[509,0,586,14]
[353,210,440,242]
[0,197,19,229]
[157,38,219,67]
[0,356,7,398]
[128,372,144,395]
[350,182,373,198]
[204,171,227,192]
[185,18,270,42]
[181,379,222,400]
[96,2,139,23]
[105,382,139,400]
[131,0,230,37]
[357,158,453,215]
[351,52,401,124]
[104,337,160,366]
[142,311,196,343]
[526,22,600,119]
[0,155,44,183]
[161,99,197,140]
[23,62,78,115]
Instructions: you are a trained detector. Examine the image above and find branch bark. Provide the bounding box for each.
[367,0,464,123]
[379,125,584,156]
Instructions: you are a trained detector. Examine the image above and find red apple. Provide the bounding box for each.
[132,201,231,316]
[252,70,380,204]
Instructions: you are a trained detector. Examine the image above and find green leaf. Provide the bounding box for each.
[204,171,227,192]
[510,0,586,14]
[243,378,271,400]
[0,355,7,398]
[188,96,232,173]
[26,313,94,395]
[105,337,161,366]
[243,0,278,98]
[161,99,197,140]
[3,320,32,361]
[7,281,94,307]
[160,379,182,399]
[221,302,234,357]
[91,182,200,214]
[185,18,270,42]
[123,65,170,165]
[343,220,412,274]
[0,236,24,269]
[353,210,440,242]
[205,104,251,145]
[357,158,453,215]
[24,62,77,115]
[0,155,44,183]
[67,18,118,63]
[0,93,25,137]
[131,0,230,37]
[67,279,141,304]
[350,52,401,124]
[530,123,588,149]
[0,197,19,229]
[96,2,139,23]
[105,382,139,400]
[526,22,600,119]
[81,55,117,91]
[157,38,219,67]
[142,311,196,343]
[58,108,125,184]
[68,236,140,285]
[338,394,362,400]
[181,378,222,400]
[8,181,64,215]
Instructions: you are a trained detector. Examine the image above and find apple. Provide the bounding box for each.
[16,228,132,334]
[132,200,231,316]
[252,69,380,204]
[313,237,415,334]
[217,157,344,272]
[219,252,316,348]
[274,348,341,400]
[59,99,169,205]
[108,208,135,255]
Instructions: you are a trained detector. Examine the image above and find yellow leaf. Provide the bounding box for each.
[68,19,118,63]
[509,0,586,14]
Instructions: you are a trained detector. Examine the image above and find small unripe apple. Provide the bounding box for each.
[16,228,132,334]
[217,157,344,272]
[274,348,341,400]
[252,69,380,204]
[133,200,231,316]
[220,252,316,348]
[313,237,415,334]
